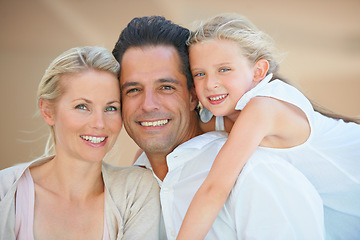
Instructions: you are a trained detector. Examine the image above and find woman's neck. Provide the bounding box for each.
[30,155,104,202]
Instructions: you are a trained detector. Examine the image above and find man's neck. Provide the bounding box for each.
[147,153,169,181]
[147,113,203,181]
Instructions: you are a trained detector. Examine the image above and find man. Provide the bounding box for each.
[113,16,325,239]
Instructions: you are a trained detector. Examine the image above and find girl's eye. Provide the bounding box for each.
[75,104,88,110]
[105,106,117,112]
[194,72,205,77]
[219,68,230,72]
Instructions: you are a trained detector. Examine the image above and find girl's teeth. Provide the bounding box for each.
[209,94,227,101]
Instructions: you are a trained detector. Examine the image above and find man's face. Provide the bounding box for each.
[120,46,198,157]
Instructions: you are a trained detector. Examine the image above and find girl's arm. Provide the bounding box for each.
[176,97,279,240]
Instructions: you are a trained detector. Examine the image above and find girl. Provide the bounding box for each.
[177,13,360,239]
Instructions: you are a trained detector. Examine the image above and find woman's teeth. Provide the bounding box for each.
[80,135,106,143]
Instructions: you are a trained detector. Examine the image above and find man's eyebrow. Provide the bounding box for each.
[158,78,181,85]
[121,78,181,89]
[121,81,139,89]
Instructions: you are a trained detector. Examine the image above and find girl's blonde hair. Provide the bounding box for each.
[188,13,359,123]
[37,46,120,156]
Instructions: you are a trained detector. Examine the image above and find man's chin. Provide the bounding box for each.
[136,140,174,155]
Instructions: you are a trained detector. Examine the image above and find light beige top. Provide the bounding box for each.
[0,157,162,240]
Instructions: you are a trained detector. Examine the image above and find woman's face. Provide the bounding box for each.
[44,69,122,163]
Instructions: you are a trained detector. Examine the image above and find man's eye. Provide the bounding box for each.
[125,88,139,94]
[161,85,175,91]
[105,106,117,112]
[75,104,87,110]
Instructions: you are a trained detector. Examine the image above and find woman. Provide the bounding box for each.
[0,46,161,239]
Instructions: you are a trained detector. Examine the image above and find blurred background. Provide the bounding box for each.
[1,0,359,170]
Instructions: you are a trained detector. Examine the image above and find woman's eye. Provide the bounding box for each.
[75,104,88,110]
[105,106,117,112]
[219,68,230,72]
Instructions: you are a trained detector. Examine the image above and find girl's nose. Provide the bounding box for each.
[206,75,219,89]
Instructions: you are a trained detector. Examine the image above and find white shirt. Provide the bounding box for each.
[135,131,325,240]
[202,74,360,239]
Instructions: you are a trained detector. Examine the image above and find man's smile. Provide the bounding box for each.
[138,119,169,127]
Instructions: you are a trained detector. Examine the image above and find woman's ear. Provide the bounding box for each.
[253,59,269,82]
[39,99,55,126]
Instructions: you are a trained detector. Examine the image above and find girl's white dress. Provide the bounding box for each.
[200,74,360,240]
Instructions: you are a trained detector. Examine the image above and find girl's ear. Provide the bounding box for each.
[39,99,55,126]
[253,59,269,82]
[189,85,199,111]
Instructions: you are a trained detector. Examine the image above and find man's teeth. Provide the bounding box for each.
[80,135,106,143]
[140,119,168,127]
[209,94,227,101]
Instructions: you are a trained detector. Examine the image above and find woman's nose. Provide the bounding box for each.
[91,111,105,129]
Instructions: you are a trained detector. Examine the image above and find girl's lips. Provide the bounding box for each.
[207,94,228,105]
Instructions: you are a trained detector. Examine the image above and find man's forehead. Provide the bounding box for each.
[121,45,180,64]
[120,45,185,85]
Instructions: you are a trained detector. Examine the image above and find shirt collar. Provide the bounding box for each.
[173,131,228,152]
[134,131,228,169]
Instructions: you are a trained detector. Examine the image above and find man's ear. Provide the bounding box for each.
[189,85,199,111]
[253,59,269,82]
[39,99,55,126]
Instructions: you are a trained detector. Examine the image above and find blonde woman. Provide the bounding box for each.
[0,46,161,240]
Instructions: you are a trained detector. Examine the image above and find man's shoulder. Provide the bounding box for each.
[180,131,228,150]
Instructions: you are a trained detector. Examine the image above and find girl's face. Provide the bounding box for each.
[189,39,258,121]
[42,69,122,164]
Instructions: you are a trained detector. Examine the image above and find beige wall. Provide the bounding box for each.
[1,0,359,170]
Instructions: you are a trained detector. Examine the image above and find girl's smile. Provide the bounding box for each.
[190,39,258,120]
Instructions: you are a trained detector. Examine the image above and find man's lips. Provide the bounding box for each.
[138,119,169,127]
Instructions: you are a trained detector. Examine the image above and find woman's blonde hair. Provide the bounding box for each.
[188,13,359,123]
[37,46,120,156]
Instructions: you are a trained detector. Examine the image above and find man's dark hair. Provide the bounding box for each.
[112,16,193,90]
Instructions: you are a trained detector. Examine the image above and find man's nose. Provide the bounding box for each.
[141,89,160,112]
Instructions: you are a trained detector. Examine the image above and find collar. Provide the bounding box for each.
[134,131,228,183]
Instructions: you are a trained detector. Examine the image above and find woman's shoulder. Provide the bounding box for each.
[102,163,158,192]
[0,162,30,201]
[0,162,31,184]
[102,162,153,180]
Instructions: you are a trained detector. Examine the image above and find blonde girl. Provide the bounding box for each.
[177,13,360,240]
